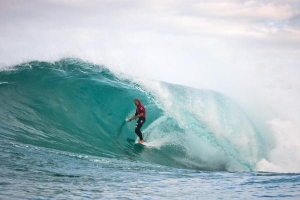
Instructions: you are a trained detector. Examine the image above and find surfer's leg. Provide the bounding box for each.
[135,128,143,140]
[135,119,145,141]
[135,126,143,140]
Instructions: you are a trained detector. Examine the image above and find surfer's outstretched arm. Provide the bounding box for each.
[126,113,143,122]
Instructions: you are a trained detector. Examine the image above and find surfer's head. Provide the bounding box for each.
[134,99,141,106]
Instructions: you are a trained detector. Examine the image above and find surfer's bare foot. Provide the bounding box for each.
[139,140,145,144]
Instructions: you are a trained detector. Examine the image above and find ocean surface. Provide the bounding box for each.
[0,58,299,199]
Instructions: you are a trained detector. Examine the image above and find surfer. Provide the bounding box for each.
[126,99,146,144]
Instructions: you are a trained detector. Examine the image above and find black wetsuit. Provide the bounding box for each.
[135,117,146,141]
[134,104,146,140]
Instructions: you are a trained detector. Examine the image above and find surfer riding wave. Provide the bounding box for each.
[127,99,146,144]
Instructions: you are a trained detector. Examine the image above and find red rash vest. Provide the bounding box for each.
[136,104,146,119]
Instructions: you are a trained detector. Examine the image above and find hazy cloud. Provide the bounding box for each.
[0,0,299,98]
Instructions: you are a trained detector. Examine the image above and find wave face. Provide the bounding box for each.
[0,58,266,171]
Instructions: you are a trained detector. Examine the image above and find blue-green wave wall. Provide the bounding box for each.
[0,58,267,171]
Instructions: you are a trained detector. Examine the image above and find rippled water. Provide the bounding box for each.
[1,140,299,199]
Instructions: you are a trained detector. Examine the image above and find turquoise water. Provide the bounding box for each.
[1,58,299,199]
